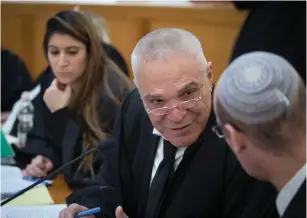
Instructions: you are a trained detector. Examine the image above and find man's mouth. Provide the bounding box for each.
[169,124,191,131]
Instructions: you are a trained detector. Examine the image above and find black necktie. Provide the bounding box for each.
[261,198,279,218]
[144,140,177,218]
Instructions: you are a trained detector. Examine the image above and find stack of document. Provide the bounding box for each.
[1,166,54,206]
[1,204,67,218]
[1,166,68,217]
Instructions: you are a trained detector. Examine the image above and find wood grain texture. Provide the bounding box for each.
[1,1,246,81]
[48,175,71,204]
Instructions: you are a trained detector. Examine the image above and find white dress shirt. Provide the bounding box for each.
[276,164,306,216]
[150,128,187,186]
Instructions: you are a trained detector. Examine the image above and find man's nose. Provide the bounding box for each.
[167,106,186,122]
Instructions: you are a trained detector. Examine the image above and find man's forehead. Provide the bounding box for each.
[142,80,201,99]
[135,55,205,94]
[138,54,203,75]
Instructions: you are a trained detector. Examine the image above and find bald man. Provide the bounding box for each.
[60,28,276,218]
[213,52,306,218]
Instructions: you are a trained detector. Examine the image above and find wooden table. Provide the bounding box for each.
[48,175,72,204]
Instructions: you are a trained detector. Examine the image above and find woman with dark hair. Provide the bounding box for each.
[19,10,133,188]
[33,10,130,89]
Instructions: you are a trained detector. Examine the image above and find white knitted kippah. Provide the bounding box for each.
[216,51,299,124]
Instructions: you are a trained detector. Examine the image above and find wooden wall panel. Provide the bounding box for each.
[107,19,150,74]
[1,2,246,81]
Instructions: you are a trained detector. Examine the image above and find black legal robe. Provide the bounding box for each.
[231,1,306,83]
[66,89,277,218]
[282,180,306,218]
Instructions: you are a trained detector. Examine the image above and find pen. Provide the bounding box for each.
[23,177,53,185]
[75,207,101,218]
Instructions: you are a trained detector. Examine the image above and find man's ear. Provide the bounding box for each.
[224,123,246,154]
[206,61,213,81]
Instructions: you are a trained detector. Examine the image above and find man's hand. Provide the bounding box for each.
[115,206,129,218]
[22,155,53,178]
[59,203,94,218]
[43,79,71,113]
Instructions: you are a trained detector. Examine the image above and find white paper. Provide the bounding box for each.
[1,166,23,179]
[1,204,67,218]
[1,179,38,193]
[0,166,46,193]
[2,85,41,135]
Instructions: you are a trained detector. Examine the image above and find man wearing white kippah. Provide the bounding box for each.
[213,51,306,218]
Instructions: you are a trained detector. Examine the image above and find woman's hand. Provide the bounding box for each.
[43,79,71,113]
[22,155,53,178]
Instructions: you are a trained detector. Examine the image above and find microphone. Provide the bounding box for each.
[0,139,116,206]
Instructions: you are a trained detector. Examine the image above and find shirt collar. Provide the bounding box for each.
[152,128,188,154]
[276,164,306,216]
[152,128,166,139]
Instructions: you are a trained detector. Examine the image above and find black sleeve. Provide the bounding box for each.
[33,66,54,89]
[45,107,71,149]
[66,89,138,218]
[221,148,277,218]
[232,1,263,10]
[102,43,129,77]
[97,91,131,137]
[18,93,62,168]
[97,69,132,135]
[1,49,34,111]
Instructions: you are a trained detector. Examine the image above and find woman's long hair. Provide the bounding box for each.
[43,10,133,177]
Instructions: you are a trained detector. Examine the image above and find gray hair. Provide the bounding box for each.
[131,28,207,78]
[214,51,306,153]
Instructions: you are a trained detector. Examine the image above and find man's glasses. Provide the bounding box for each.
[212,123,242,138]
[212,125,224,138]
[146,85,203,116]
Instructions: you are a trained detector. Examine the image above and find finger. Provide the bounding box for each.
[21,169,32,177]
[59,204,88,218]
[50,79,57,87]
[44,159,54,172]
[28,165,46,178]
[32,156,45,168]
[115,206,129,218]
[41,156,51,164]
[23,166,37,177]
[35,155,45,163]
[27,164,47,178]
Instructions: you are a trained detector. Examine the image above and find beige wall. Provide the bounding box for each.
[1,2,246,82]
